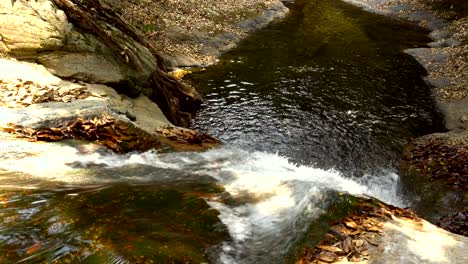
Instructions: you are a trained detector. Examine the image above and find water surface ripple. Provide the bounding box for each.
[189,0,443,176]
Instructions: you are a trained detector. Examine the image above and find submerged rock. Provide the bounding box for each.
[0,182,228,263]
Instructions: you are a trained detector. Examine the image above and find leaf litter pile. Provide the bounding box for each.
[156,126,220,151]
[296,200,418,264]
[0,116,161,153]
[402,133,468,191]
[437,210,468,237]
[0,79,89,107]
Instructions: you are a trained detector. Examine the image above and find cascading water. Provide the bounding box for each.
[0,0,445,263]
[0,144,405,263]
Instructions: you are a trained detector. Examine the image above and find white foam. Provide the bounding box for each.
[0,144,404,263]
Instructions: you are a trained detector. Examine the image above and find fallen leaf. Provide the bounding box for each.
[26,242,41,254]
[317,245,344,254]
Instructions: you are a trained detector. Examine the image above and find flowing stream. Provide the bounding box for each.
[0,0,444,263]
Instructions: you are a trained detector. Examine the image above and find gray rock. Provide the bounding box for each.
[424,77,453,89]
[429,30,454,41]
[159,52,204,69]
[238,2,289,33]
[37,52,126,84]
[64,29,114,55]
[407,10,436,22]
[388,4,413,13]
[405,48,450,72]
[428,38,462,48]
[437,99,468,130]
[424,18,449,31]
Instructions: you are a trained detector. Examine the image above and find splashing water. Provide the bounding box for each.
[0,143,406,263]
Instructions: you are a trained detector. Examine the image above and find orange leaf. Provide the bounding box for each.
[26,242,41,254]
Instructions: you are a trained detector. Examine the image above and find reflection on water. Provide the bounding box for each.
[188,0,444,176]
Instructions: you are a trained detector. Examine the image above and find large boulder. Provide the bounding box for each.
[36,52,126,85]
[0,0,203,126]
[0,0,70,55]
[0,0,156,86]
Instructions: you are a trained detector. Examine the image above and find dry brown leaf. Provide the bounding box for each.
[318,251,337,263]
[344,219,359,230]
[349,255,363,262]
[352,239,364,248]
[317,245,344,254]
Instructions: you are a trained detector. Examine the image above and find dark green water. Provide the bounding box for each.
[189,0,444,175]
[0,0,446,263]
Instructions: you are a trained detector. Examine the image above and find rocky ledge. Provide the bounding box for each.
[400,130,467,235]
